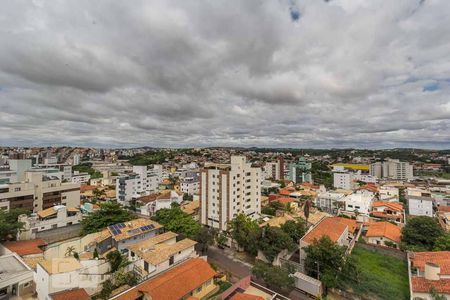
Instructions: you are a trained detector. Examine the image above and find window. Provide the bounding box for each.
[14,187,21,192]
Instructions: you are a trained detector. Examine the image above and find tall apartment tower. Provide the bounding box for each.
[200,156,261,230]
[369,159,413,181]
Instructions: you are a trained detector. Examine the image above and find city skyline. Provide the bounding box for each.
[1,0,450,149]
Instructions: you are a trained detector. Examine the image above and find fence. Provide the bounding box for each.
[356,242,407,261]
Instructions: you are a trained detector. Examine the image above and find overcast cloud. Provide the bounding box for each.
[0,0,449,149]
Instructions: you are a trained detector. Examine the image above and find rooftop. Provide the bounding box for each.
[112,258,216,300]
[127,231,178,254]
[410,251,450,275]
[3,238,46,256]
[372,201,404,211]
[141,238,197,265]
[302,217,348,245]
[365,221,401,243]
[100,218,163,242]
[0,253,32,282]
[38,257,82,274]
[50,288,90,300]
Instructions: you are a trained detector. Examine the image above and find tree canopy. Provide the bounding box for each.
[229,213,261,255]
[80,202,136,235]
[258,225,297,263]
[252,261,295,291]
[401,216,444,251]
[280,219,308,243]
[433,234,450,251]
[0,208,28,241]
[304,236,355,289]
[152,206,201,239]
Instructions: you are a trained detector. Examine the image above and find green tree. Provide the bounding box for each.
[304,236,351,289]
[152,206,201,239]
[433,234,450,251]
[401,216,444,250]
[430,286,446,300]
[252,261,295,291]
[281,219,307,243]
[257,226,296,263]
[0,208,28,241]
[106,250,123,273]
[229,213,261,255]
[196,227,218,254]
[80,202,136,235]
[65,246,76,257]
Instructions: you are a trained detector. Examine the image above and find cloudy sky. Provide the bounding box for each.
[1,0,449,149]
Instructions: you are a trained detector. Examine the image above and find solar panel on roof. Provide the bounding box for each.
[118,223,125,228]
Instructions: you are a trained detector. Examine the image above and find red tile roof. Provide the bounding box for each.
[438,206,450,213]
[372,201,404,211]
[410,252,450,275]
[3,239,46,256]
[359,183,379,193]
[302,217,347,244]
[411,277,450,294]
[274,197,296,205]
[80,185,97,193]
[331,217,358,234]
[365,222,401,243]
[113,258,216,300]
[230,292,265,300]
[50,288,90,300]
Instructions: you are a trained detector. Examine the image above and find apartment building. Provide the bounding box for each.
[343,190,375,215]
[333,166,377,190]
[0,171,80,212]
[262,157,284,181]
[407,188,434,217]
[180,175,200,195]
[370,159,413,181]
[288,157,312,184]
[200,156,261,230]
[0,159,32,184]
[116,165,163,205]
[17,205,81,241]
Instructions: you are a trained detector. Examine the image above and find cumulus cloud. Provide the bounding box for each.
[0,0,449,148]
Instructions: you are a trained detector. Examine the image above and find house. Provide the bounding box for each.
[272,197,299,211]
[370,201,404,223]
[364,221,402,248]
[408,251,450,299]
[407,188,434,217]
[0,253,34,299]
[299,217,349,270]
[17,205,81,240]
[36,257,110,299]
[139,190,183,217]
[1,238,47,257]
[127,231,198,279]
[91,218,163,254]
[49,288,90,300]
[110,258,218,300]
[379,186,399,201]
[343,190,375,215]
[315,191,346,214]
[180,200,200,220]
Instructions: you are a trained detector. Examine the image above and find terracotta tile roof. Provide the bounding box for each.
[331,217,358,234]
[230,292,265,300]
[50,288,90,300]
[411,277,450,294]
[80,185,97,193]
[112,258,216,300]
[181,200,200,215]
[370,211,403,220]
[372,201,404,211]
[127,231,178,254]
[410,251,450,275]
[3,239,46,256]
[138,194,159,203]
[365,222,401,243]
[302,217,347,244]
[438,206,450,213]
[279,187,295,196]
[141,239,197,265]
[359,183,379,193]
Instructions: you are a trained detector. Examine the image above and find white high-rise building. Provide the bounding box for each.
[333,166,377,190]
[370,159,413,181]
[200,156,261,230]
[116,165,163,205]
[72,154,80,166]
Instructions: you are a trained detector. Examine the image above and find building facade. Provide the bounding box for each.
[288,157,312,184]
[200,156,261,230]
[370,159,413,181]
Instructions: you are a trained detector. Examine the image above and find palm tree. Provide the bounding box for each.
[65,246,76,257]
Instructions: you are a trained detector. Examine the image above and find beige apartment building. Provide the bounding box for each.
[200,156,261,230]
[0,171,80,212]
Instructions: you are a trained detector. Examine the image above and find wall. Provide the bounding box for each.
[44,232,100,259]
[357,242,406,261]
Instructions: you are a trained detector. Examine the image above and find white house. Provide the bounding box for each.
[17,205,81,240]
[180,176,200,195]
[343,190,375,215]
[127,231,198,279]
[407,188,434,217]
[0,253,34,299]
[315,191,346,214]
[139,190,183,217]
[35,257,111,300]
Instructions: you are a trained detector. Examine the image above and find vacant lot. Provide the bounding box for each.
[339,245,410,300]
